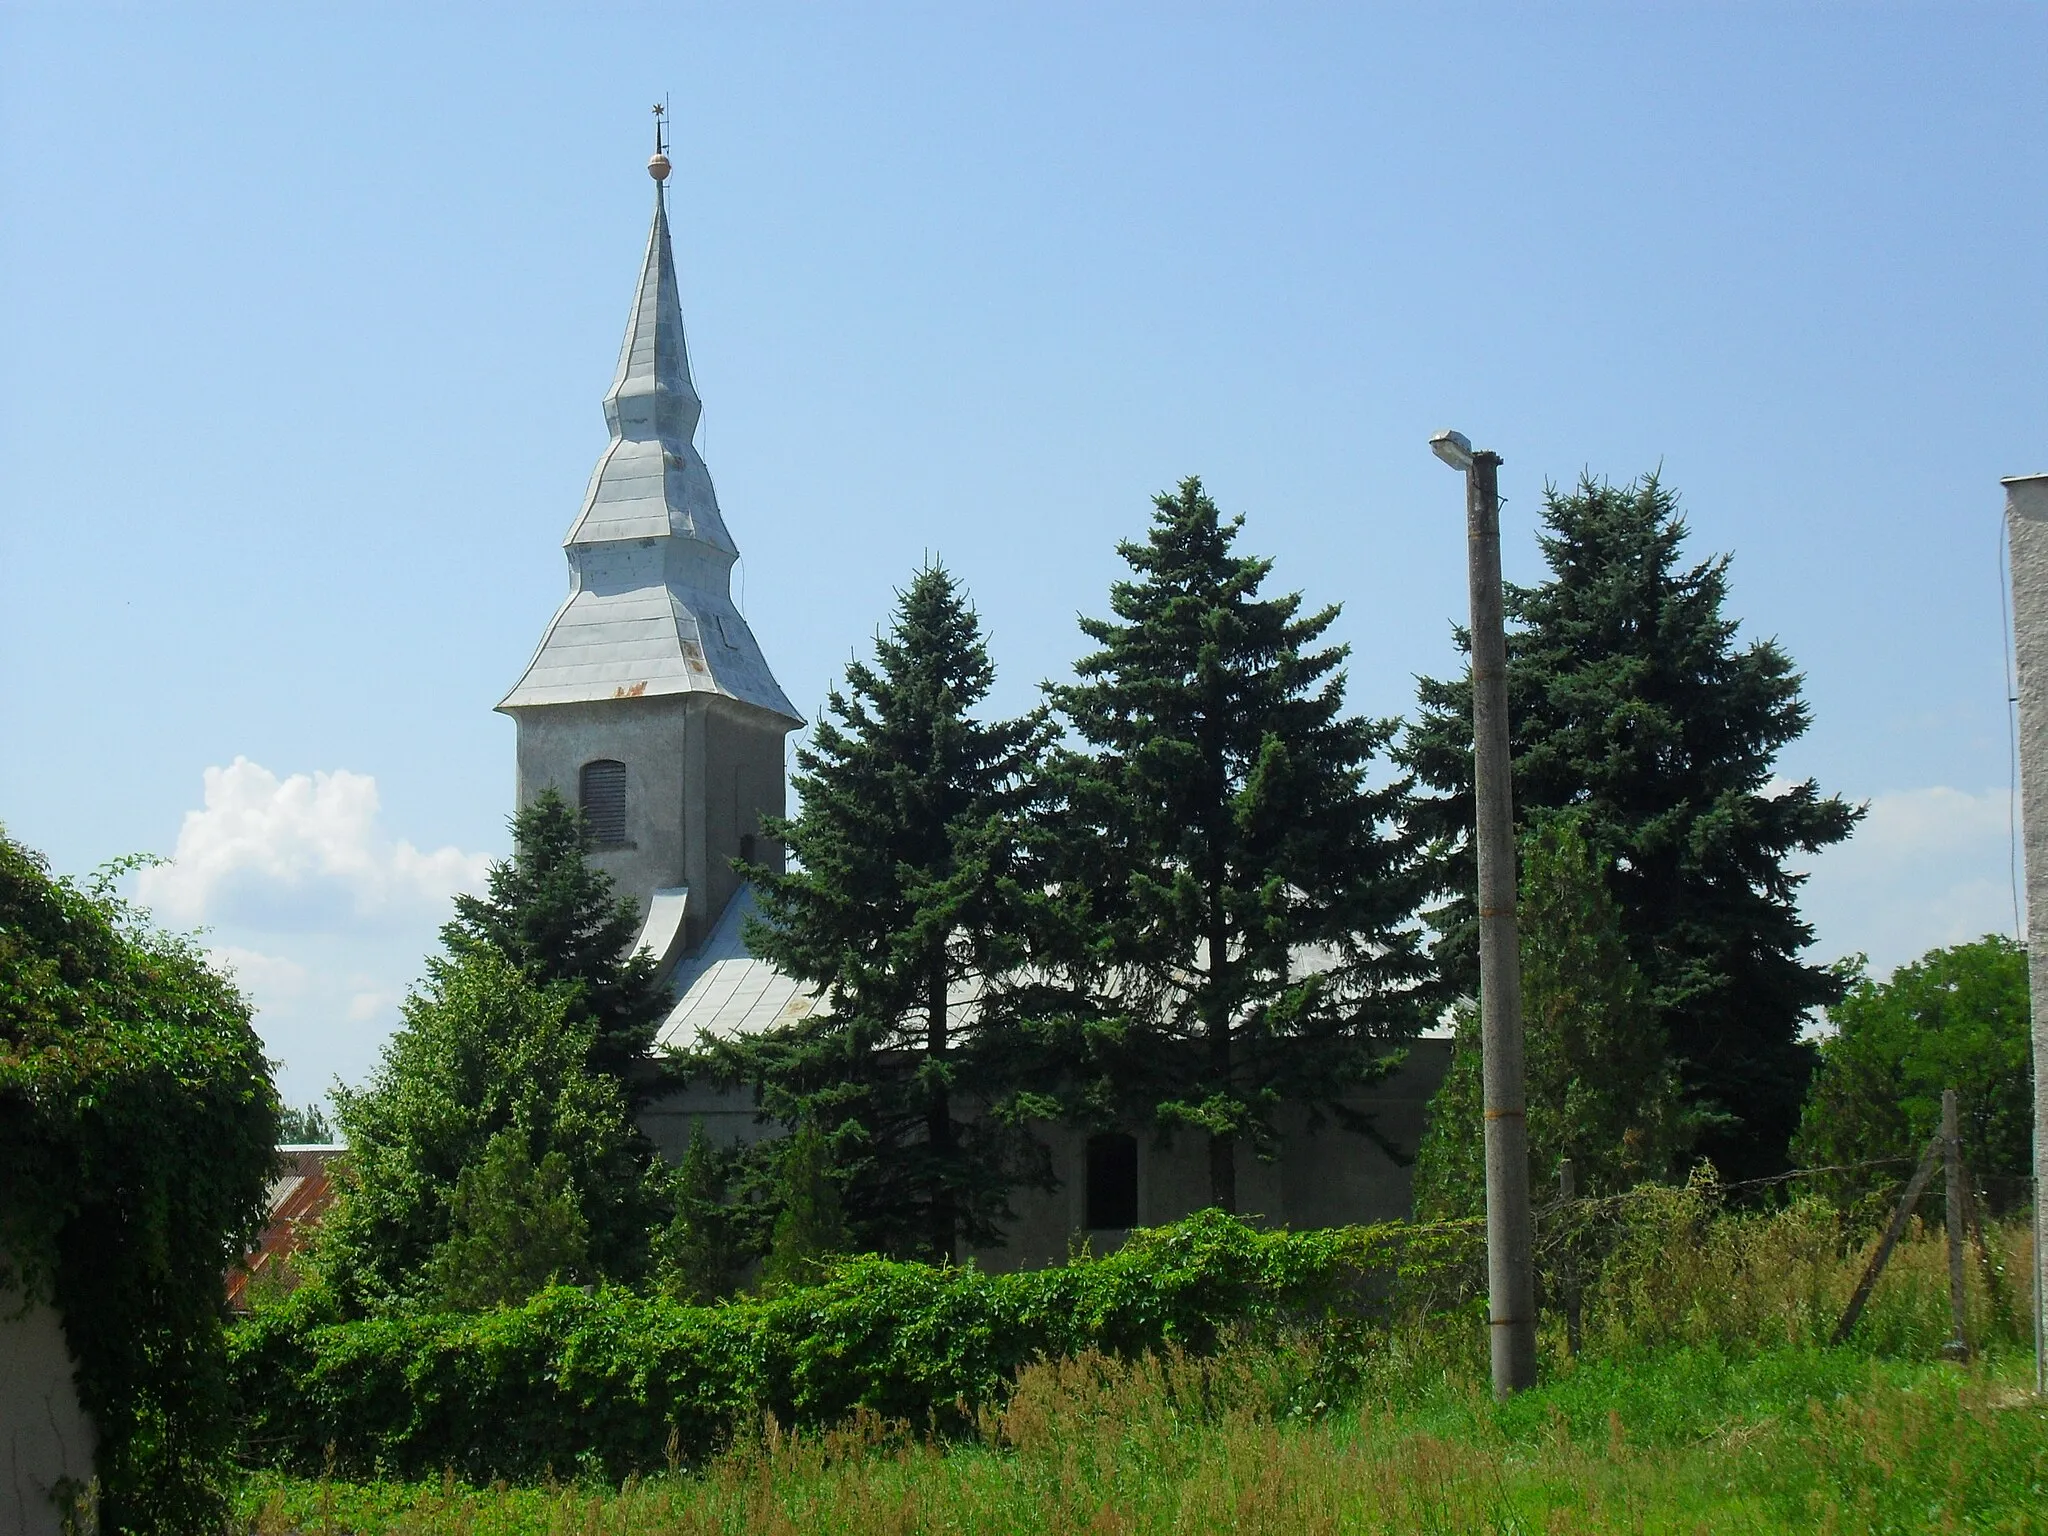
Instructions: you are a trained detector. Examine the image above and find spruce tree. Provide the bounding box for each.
[723,562,1055,1261]
[1399,473,1861,1182]
[1048,477,1436,1211]
[759,1121,850,1289]
[442,789,672,1096]
[653,1121,746,1302]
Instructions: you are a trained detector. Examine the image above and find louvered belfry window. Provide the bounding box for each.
[579,760,628,847]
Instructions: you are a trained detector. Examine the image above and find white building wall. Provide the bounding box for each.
[640,1039,1452,1273]
[0,1277,95,1536]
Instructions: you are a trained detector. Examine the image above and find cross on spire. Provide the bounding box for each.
[648,98,672,183]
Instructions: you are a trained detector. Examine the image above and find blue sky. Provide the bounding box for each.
[4,4,2043,1104]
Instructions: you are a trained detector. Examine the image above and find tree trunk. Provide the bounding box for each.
[927,946,955,1262]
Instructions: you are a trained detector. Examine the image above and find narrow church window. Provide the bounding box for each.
[580,760,628,847]
[1085,1133,1139,1230]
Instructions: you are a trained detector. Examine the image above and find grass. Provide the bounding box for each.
[233,1196,2048,1534]
[234,1344,2048,1534]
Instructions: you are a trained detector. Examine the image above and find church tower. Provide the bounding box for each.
[500,121,801,972]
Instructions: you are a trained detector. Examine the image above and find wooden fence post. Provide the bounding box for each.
[1942,1088,1971,1362]
[1832,1133,1944,1346]
[1558,1159,1581,1359]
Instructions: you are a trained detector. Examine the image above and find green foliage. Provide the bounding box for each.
[314,949,662,1314]
[761,1121,851,1290]
[653,1121,747,1303]
[1401,473,1861,1181]
[278,1100,334,1143]
[1414,818,1694,1216]
[0,828,280,1535]
[426,1129,592,1310]
[230,1193,2037,1524]
[1047,477,1436,1209]
[228,1209,1481,1484]
[443,789,672,1095]
[727,562,1057,1260]
[1793,935,2033,1211]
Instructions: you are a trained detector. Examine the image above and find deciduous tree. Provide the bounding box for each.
[317,950,660,1313]
[1793,935,2032,1212]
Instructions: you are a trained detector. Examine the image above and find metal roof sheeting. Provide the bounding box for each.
[658,883,820,1046]
[500,182,797,722]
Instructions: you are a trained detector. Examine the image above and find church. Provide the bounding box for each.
[500,136,1449,1269]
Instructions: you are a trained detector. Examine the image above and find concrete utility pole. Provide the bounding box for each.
[2003,472,2048,1399]
[1431,429,1537,1396]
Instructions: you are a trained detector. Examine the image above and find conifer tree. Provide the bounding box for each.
[1414,817,1694,1217]
[442,789,671,1096]
[760,1121,850,1289]
[653,1121,746,1302]
[723,563,1056,1261]
[1399,473,1860,1181]
[1048,478,1436,1211]
[425,1128,592,1310]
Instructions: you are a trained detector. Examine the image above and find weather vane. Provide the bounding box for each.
[649,97,671,183]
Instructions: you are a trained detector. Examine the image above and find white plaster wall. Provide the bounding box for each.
[0,1281,95,1536]
[638,1040,1453,1273]
[514,695,690,926]
[2002,473,2048,1384]
[689,697,790,950]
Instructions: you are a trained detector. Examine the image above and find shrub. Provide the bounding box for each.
[229,1210,1482,1483]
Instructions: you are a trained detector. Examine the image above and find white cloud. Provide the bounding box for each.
[1797,785,2023,978]
[138,757,489,931]
[346,988,398,1024]
[207,944,312,1004]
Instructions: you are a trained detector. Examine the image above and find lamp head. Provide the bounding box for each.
[1429,430,1475,473]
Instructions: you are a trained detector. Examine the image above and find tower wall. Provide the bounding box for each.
[511,695,786,957]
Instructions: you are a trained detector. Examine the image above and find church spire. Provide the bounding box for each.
[499,121,796,720]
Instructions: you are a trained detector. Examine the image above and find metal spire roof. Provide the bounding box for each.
[500,151,799,720]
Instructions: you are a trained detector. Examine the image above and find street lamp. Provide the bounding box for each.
[1432,428,1537,1397]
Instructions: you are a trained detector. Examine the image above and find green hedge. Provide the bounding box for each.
[230,1211,1479,1483]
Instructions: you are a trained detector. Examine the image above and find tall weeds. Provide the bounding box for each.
[1549,1167,2036,1358]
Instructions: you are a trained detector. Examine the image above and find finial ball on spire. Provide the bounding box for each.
[649,100,671,180]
